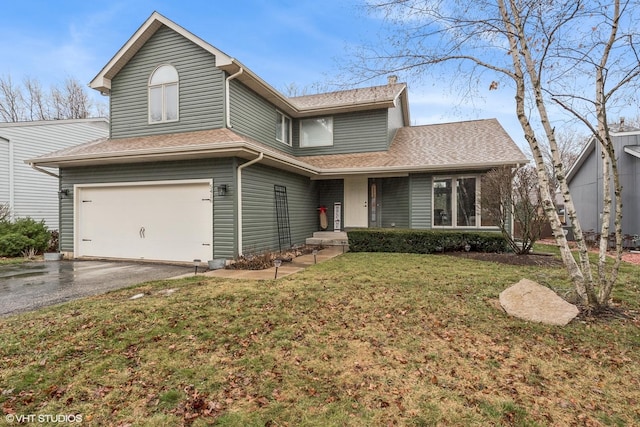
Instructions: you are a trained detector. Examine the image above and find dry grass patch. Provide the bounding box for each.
[1,252,639,426]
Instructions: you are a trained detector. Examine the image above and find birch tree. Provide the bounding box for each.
[357,0,640,308]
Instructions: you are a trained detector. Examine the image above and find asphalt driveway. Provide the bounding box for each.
[0,260,192,317]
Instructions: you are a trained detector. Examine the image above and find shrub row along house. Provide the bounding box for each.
[28,12,527,263]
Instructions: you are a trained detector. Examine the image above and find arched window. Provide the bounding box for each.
[149,65,179,123]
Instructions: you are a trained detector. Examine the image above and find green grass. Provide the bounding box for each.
[1,251,639,426]
[0,256,34,265]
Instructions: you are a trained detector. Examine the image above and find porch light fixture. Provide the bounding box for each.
[217,184,228,196]
[274,259,282,279]
[58,189,69,199]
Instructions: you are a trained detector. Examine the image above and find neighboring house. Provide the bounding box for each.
[28,12,527,263]
[0,118,108,229]
[566,125,640,246]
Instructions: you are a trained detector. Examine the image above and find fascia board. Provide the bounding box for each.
[312,160,524,177]
[565,136,595,184]
[624,145,640,159]
[26,142,318,177]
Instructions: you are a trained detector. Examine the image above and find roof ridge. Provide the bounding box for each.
[289,83,407,100]
[402,118,498,129]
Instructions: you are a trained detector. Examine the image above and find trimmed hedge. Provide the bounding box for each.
[346,228,508,254]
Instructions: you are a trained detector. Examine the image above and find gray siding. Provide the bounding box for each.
[381,177,410,228]
[294,109,389,156]
[229,80,295,154]
[0,138,8,208]
[573,136,640,238]
[110,25,225,138]
[317,180,344,231]
[0,119,108,229]
[59,159,235,259]
[617,135,640,236]
[241,163,317,254]
[409,174,432,229]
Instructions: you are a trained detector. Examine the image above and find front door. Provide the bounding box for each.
[344,176,368,228]
[369,179,381,228]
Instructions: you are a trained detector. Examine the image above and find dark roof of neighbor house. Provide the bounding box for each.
[27,119,527,176]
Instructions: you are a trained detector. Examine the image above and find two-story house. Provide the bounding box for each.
[28,12,527,263]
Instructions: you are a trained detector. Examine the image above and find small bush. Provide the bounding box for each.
[0,218,50,257]
[0,203,10,222]
[47,230,59,252]
[347,228,508,254]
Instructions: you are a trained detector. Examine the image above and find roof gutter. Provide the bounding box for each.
[225,66,243,128]
[237,152,264,256]
[29,162,60,179]
[309,160,525,178]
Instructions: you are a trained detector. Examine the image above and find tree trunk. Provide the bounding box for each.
[500,0,593,303]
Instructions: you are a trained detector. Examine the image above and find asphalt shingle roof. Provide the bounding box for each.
[299,119,527,170]
[30,119,526,173]
[289,83,406,110]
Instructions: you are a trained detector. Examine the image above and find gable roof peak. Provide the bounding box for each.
[89,11,234,95]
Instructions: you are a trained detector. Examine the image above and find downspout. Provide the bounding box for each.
[237,152,264,256]
[225,66,243,128]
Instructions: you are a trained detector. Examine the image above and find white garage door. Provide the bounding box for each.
[75,180,213,262]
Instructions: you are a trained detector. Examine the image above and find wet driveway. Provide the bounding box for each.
[0,260,192,317]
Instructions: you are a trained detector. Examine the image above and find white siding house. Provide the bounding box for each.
[0,118,108,229]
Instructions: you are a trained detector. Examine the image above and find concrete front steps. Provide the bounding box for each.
[306,231,349,247]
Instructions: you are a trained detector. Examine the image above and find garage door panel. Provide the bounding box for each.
[76,182,213,262]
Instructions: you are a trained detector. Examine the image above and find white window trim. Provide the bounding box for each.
[432,174,495,229]
[148,65,179,124]
[299,117,334,148]
[276,110,292,146]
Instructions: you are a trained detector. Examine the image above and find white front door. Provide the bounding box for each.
[75,180,213,262]
[344,176,368,228]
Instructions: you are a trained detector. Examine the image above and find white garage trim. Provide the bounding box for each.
[74,179,213,263]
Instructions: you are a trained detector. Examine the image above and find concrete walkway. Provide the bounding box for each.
[186,246,346,280]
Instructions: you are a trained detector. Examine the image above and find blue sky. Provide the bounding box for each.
[1,0,525,149]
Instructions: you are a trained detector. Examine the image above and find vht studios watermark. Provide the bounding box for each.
[5,414,83,424]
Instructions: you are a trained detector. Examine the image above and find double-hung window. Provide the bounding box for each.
[276,111,292,145]
[149,65,179,123]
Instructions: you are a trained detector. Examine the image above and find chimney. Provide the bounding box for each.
[387,75,398,85]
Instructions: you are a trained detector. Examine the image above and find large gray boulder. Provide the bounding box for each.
[499,278,579,326]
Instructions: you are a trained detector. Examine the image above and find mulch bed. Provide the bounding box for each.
[445,251,564,267]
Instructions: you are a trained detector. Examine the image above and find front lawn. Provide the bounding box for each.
[1,252,639,426]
